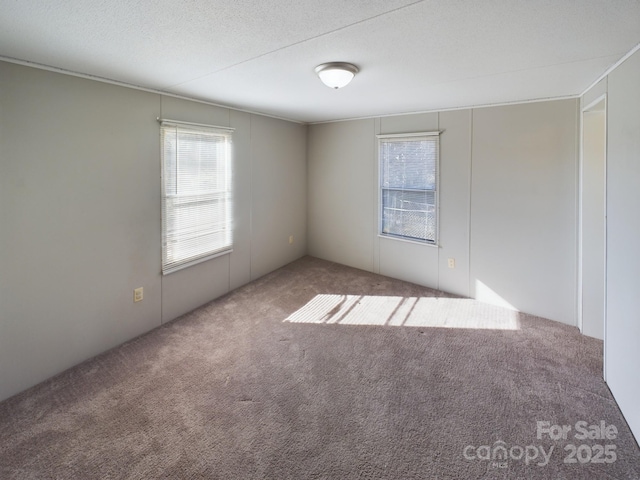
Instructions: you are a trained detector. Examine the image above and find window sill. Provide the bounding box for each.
[162,248,233,275]
[378,234,439,248]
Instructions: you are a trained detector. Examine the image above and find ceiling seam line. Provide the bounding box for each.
[165,0,426,89]
[425,53,628,89]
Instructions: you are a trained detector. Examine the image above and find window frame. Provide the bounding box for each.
[160,119,234,275]
[377,131,440,246]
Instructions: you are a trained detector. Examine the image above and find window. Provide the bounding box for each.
[161,121,233,274]
[379,133,439,244]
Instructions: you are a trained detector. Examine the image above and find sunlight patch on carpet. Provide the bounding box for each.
[284,294,521,330]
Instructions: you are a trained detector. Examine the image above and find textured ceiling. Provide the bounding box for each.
[1,0,639,123]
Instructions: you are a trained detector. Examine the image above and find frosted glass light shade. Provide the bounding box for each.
[315,62,358,89]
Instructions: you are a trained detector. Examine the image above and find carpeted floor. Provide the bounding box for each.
[1,256,638,479]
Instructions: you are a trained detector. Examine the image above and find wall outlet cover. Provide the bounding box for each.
[134,287,143,302]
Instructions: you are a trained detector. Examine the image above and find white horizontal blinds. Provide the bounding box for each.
[161,122,233,274]
[380,135,438,243]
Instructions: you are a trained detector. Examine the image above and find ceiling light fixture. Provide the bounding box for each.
[315,62,359,89]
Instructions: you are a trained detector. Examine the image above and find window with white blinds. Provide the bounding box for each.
[379,133,439,244]
[161,121,233,274]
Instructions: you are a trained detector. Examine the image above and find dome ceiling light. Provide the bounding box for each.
[315,62,359,89]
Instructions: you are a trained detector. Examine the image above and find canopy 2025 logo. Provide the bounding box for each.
[463,420,618,469]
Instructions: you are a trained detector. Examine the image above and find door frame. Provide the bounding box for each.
[578,93,607,376]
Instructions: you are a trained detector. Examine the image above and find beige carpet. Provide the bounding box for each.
[1,256,638,479]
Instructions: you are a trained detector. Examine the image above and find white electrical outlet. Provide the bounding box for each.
[289,235,294,245]
[134,287,143,302]
[447,258,455,269]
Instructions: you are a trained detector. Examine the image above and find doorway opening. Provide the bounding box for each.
[579,96,606,346]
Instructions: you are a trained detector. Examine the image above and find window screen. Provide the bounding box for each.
[161,122,233,274]
[379,134,439,243]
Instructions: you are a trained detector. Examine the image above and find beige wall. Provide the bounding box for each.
[578,48,640,442]
[470,101,578,324]
[250,115,307,279]
[308,99,579,325]
[0,61,307,402]
[602,47,640,441]
[307,119,376,271]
